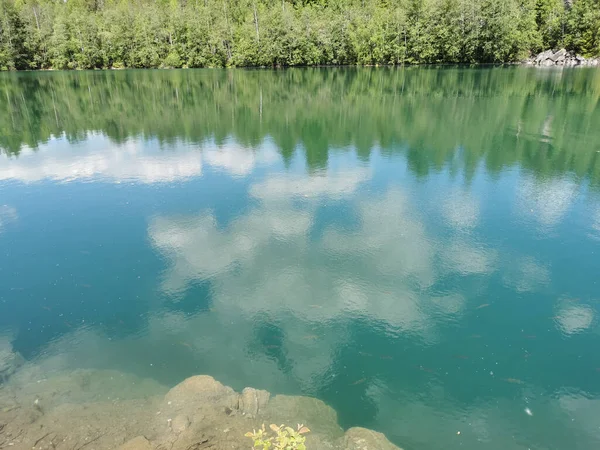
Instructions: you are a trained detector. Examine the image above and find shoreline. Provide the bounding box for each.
[1,48,598,73]
[2,65,599,73]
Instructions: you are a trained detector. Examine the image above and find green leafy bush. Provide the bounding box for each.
[245,423,310,450]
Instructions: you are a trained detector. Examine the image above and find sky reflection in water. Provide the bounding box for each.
[1,68,600,450]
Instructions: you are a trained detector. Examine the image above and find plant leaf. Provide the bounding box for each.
[298,427,310,434]
[270,424,280,432]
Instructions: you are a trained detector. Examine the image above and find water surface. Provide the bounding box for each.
[1,68,600,450]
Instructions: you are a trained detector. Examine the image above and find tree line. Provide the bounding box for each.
[2,68,600,184]
[0,0,599,70]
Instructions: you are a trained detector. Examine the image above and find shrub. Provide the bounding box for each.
[245,423,310,450]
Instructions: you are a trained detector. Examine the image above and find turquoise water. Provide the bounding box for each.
[1,68,600,449]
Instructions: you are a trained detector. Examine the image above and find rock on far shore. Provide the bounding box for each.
[526,48,599,67]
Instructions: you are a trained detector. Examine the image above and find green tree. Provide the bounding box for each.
[0,0,29,69]
[565,0,600,56]
[0,0,598,70]
[536,0,566,49]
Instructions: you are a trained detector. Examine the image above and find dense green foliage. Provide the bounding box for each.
[0,0,599,70]
[2,68,600,184]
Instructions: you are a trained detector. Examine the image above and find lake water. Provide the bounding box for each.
[1,67,600,450]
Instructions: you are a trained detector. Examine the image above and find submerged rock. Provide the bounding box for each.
[170,414,191,434]
[0,347,25,383]
[342,428,403,450]
[238,387,270,418]
[1,372,403,450]
[164,375,239,410]
[263,394,344,440]
[119,436,153,450]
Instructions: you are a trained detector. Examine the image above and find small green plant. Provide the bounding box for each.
[245,423,310,450]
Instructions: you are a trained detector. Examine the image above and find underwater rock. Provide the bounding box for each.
[170,414,190,434]
[342,428,403,450]
[0,347,25,383]
[164,375,239,411]
[263,394,344,440]
[2,371,403,450]
[238,387,270,418]
[119,436,153,450]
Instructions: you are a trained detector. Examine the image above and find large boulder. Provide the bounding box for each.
[551,48,567,62]
[342,428,403,450]
[164,375,239,411]
[157,376,240,450]
[535,49,553,64]
[529,48,586,66]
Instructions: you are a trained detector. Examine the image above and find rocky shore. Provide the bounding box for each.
[526,48,599,67]
[0,371,401,450]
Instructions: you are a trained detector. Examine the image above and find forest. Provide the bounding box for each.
[0,0,599,70]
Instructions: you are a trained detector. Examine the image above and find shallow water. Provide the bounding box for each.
[1,67,600,450]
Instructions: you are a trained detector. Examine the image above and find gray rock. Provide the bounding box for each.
[527,48,596,67]
[238,387,270,418]
[551,48,567,62]
[342,428,403,450]
[535,50,553,63]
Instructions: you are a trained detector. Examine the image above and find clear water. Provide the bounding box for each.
[1,67,600,450]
